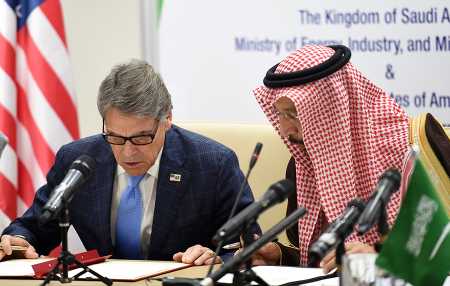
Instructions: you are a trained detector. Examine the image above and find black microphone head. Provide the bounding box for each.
[266,179,296,203]
[356,169,401,235]
[308,199,365,266]
[70,155,96,178]
[379,168,401,191]
[254,142,263,155]
[249,142,263,169]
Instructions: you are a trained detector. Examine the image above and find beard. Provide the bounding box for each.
[288,135,304,145]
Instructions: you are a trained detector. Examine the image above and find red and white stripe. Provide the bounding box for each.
[0,0,79,231]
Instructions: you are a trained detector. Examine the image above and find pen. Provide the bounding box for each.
[222,242,241,250]
[222,237,280,250]
[0,245,28,251]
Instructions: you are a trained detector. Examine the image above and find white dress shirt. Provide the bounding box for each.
[110,149,162,257]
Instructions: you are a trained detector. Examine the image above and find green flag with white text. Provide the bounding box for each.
[376,157,450,286]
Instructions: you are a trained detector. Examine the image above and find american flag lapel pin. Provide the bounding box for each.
[169,173,182,182]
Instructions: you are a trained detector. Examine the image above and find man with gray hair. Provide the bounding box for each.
[0,59,256,265]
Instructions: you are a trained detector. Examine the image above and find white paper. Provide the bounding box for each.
[68,260,190,281]
[0,258,53,277]
[0,258,189,281]
[218,266,338,286]
[67,225,86,254]
[218,266,450,286]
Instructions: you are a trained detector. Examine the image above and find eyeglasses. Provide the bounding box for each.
[273,108,298,121]
[101,119,159,145]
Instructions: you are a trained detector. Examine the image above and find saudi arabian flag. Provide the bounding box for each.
[376,157,450,286]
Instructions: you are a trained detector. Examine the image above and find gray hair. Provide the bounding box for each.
[97,59,173,119]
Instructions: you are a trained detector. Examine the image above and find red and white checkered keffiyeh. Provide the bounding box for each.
[253,45,410,265]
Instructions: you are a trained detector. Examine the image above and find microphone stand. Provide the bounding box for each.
[377,204,389,237]
[206,143,263,277]
[335,239,345,268]
[373,201,389,253]
[161,144,264,286]
[231,220,269,286]
[201,207,307,286]
[41,201,112,286]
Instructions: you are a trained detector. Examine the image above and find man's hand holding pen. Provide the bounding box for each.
[230,234,282,266]
[0,234,38,261]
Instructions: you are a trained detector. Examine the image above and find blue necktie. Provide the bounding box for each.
[115,175,144,259]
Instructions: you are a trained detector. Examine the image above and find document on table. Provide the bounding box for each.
[68,260,191,281]
[0,258,190,281]
[0,258,53,277]
[218,266,339,286]
[217,266,450,286]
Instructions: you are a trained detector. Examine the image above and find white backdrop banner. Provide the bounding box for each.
[157,0,450,126]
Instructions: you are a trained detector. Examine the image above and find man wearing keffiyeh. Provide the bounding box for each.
[251,45,411,273]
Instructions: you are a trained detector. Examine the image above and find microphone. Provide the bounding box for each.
[248,142,263,170]
[206,143,263,277]
[215,142,264,243]
[213,179,295,243]
[39,155,96,225]
[200,206,307,286]
[308,199,365,266]
[0,132,8,159]
[356,168,401,235]
[162,207,307,286]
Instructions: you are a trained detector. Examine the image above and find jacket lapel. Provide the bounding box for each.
[147,126,191,258]
[90,140,117,255]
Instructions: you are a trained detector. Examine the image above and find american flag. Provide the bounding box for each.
[0,0,79,232]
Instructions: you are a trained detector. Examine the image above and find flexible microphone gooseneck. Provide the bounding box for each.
[227,142,263,229]
[206,143,263,276]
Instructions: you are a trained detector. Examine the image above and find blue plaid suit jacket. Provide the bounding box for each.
[3,125,256,260]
